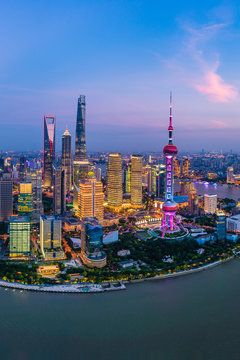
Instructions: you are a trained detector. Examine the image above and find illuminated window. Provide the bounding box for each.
[167,173,171,179]
[167,165,171,171]
[167,180,171,185]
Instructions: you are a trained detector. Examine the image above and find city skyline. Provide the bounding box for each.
[1,1,240,152]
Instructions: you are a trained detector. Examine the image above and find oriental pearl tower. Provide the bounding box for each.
[160,93,186,238]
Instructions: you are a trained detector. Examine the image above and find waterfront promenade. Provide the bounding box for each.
[0,256,234,294]
[0,280,126,293]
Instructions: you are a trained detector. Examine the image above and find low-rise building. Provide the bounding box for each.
[70,237,81,249]
[117,250,130,257]
[103,230,119,244]
[37,265,60,276]
[119,259,136,269]
[63,218,82,232]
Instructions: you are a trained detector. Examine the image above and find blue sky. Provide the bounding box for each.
[0,0,240,152]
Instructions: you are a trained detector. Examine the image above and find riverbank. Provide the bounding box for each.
[127,256,235,284]
[0,256,235,294]
[0,280,126,293]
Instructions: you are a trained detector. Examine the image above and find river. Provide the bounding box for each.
[1,258,240,360]
[176,180,240,201]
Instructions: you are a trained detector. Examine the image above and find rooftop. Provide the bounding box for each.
[10,216,30,223]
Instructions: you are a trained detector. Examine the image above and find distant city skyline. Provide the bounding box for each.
[0,1,240,152]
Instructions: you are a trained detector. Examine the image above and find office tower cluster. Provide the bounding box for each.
[107,153,143,209]
[173,158,190,178]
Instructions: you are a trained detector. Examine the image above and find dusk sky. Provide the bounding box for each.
[1,0,240,152]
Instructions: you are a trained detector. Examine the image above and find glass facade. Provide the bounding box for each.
[81,218,106,265]
[131,155,142,207]
[18,182,33,218]
[43,115,55,187]
[9,216,30,257]
[61,128,72,192]
[75,95,87,162]
[107,153,122,207]
[40,215,64,259]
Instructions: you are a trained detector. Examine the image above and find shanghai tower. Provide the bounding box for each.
[73,95,89,211]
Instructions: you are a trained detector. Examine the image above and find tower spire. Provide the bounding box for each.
[168,91,173,145]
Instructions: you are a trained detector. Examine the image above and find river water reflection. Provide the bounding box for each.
[1,259,240,360]
[176,180,240,201]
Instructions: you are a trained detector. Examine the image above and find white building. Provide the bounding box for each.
[227,214,240,232]
[204,194,217,214]
[103,230,119,244]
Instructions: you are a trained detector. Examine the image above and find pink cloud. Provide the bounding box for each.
[211,119,228,128]
[194,70,238,103]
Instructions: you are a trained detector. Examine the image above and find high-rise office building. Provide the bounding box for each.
[204,194,217,214]
[26,169,43,219]
[227,167,234,184]
[18,182,33,218]
[40,215,64,260]
[0,173,12,222]
[131,155,143,207]
[182,159,190,178]
[146,165,157,194]
[73,96,89,210]
[124,163,131,193]
[81,217,107,268]
[188,183,199,215]
[9,216,30,258]
[216,211,226,241]
[61,128,72,193]
[19,156,27,182]
[174,158,181,177]
[43,115,55,187]
[78,173,104,220]
[93,167,101,182]
[53,166,66,215]
[0,157,4,173]
[156,165,165,198]
[107,153,122,208]
[75,95,87,161]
